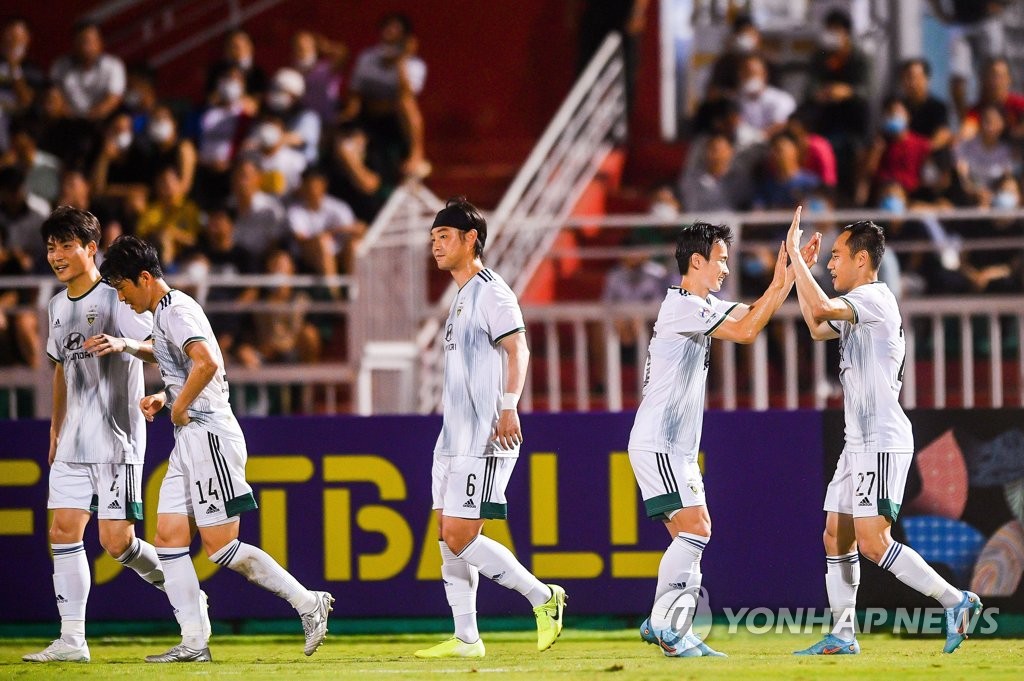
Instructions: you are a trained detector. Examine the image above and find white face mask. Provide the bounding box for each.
[236,55,253,70]
[149,119,174,143]
[123,89,142,108]
[258,124,282,148]
[267,91,292,111]
[735,33,758,53]
[115,131,132,150]
[219,79,243,103]
[296,53,317,70]
[741,77,764,95]
[650,201,678,219]
[819,30,844,51]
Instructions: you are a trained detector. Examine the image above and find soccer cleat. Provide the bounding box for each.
[301,590,334,656]
[688,634,727,657]
[533,584,567,651]
[652,626,701,657]
[200,590,212,641]
[639,617,659,645]
[144,644,212,662]
[793,633,860,655]
[943,590,982,654]
[22,639,91,663]
[414,636,486,658]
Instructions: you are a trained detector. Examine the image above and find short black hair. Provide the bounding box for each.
[900,57,931,78]
[73,19,100,36]
[840,220,885,270]
[381,13,413,36]
[824,9,852,32]
[301,165,328,182]
[675,221,733,275]
[432,196,487,258]
[100,234,164,283]
[0,165,26,193]
[41,206,101,247]
[731,13,754,33]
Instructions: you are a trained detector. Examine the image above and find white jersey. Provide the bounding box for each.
[628,288,738,459]
[830,282,914,452]
[46,280,151,464]
[434,268,525,458]
[152,289,243,440]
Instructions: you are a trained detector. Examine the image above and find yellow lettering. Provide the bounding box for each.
[0,460,41,536]
[609,451,659,578]
[356,506,412,580]
[415,511,442,581]
[530,453,558,546]
[144,461,219,580]
[323,489,351,580]
[258,489,288,567]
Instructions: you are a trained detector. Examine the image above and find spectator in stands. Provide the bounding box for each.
[684,97,763,186]
[959,57,1024,142]
[50,21,125,122]
[857,97,931,206]
[954,104,1018,206]
[32,84,96,168]
[235,248,322,367]
[345,13,430,179]
[736,53,795,141]
[785,108,837,192]
[57,168,125,258]
[123,64,159,135]
[956,172,1024,294]
[147,104,196,196]
[706,13,766,100]
[327,122,392,222]
[266,68,321,164]
[198,65,256,207]
[0,226,39,368]
[754,131,820,209]
[679,132,750,211]
[928,0,1009,119]
[135,165,200,269]
[899,58,953,152]
[206,29,266,104]
[292,30,346,124]
[4,118,60,202]
[0,165,48,272]
[0,17,44,130]
[243,114,307,198]
[228,158,289,263]
[805,9,870,202]
[91,110,151,204]
[287,167,363,287]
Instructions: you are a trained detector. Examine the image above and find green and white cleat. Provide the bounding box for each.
[533,584,567,651]
[414,636,486,658]
[22,639,90,663]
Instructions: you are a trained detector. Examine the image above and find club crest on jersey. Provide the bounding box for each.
[86,305,99,325]
[456,303,464,317]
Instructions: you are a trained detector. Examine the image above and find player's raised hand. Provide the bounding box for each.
[785,205,804,256]
[140,391,166,422]
[771,241,789,287]
[85,333,127,356]
[800,231,823,267]
[493,409,523,451]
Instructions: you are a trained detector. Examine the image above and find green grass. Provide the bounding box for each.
[2,628,1022,680]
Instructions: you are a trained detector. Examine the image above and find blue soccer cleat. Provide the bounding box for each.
[651,625,702,657]
[639,618,659,645]
[794,633,860,655]
[943,590,982,654]
[688,634,727,657]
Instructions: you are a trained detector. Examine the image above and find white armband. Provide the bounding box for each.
[123,338,140,356]
[500,392,519,411]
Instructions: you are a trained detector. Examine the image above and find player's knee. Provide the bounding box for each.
[822,527,837,552]
[49,524,77,545]
[440,527,473,555]
[100,531,133,557]
[856,537,887,564]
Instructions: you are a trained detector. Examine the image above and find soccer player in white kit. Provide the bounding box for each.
[22,207,171,663]
[414,197,566,659]
[98,235,333,662]
[633,211,809,658]
[786,219,981,655]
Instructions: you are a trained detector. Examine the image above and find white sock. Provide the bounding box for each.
[826,552,859,640]
[210,539,318,614]
[440,541,479,643]
[457,535,551,607]
[654,533,706,636]
[158,547,206,648]
[52,542,89,647]
[117,537,165,591]
[879,542,963,609]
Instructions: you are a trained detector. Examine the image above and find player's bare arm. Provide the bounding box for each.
[170,340,220,426]
[786,212,846,339]
[494,330,528,450]
[48,362,66,466]
[710,242,790,344]
[84,334,156,363]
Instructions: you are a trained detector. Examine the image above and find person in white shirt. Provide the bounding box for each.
[286,167,363,283]
[737,53,795,141]
[633,210,804,658]
[787,218,981,655]
[49,22,124,121]
[228,159,287,262]
[243,114,307,198]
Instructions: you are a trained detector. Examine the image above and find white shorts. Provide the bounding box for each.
[48,461,145,521]
[158,425,257,527]
[824,450,912,521]
[432,455,516,520]
[628,449,705,520]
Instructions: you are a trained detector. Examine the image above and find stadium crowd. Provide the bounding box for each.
[0,13,428,369]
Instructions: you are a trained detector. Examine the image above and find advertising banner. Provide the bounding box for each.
[0,411,824,621]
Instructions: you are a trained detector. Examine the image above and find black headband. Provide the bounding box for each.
[431,206,475,232]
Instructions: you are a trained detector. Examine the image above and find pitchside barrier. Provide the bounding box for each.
[0,410,1020,622]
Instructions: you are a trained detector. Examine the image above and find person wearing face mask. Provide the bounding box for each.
[706,14,777,100]
[123,65,159,135]
[957,173,1024,294]
[954,104,1018,206]
[292,31,346,124]
[205,29,266,104]
[958,57,1024,143]
[198,67,255,207]
[50,21,125,122]
[736,54,795,142]
[147,105,196,196]
[242,114,307,198]
[0,17,44,119]
[91,110,151,202]
[856,98,930,207]
[265,68,321,164]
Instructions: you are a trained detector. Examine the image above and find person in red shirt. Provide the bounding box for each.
[959,56,1024,141]
[857,98,930,206]
[786,109,837,189]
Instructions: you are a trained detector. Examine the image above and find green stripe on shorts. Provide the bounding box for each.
[226,492,259,517]
[481,502,507,519]
[126,501,144,521]
[877,498,901,522]
[644,492,682,519]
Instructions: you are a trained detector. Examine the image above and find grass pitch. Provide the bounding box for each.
[2,628,1021,680]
